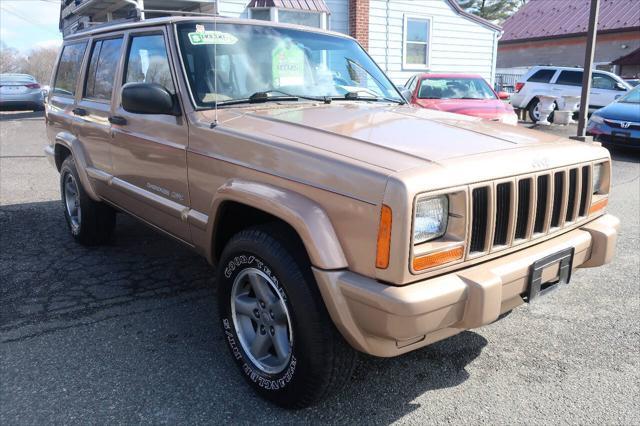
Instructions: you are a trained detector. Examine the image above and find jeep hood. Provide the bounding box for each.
[218,103,571,169]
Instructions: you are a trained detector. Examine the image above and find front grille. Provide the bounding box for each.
[603,119,640,131]
[470,187,489,252]
[566,168,578,221]
[534,175,549,233]
[469,164,593,255]
[493,183,511,246]
[514,178,531,239]
[550,171,565,228]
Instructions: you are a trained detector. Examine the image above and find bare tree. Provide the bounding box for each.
[24,46,60,85]
[0,42,26,74]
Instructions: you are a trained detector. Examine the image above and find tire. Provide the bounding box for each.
[528,97,555,123]
[60,156,115,245]
[217,225,357,408]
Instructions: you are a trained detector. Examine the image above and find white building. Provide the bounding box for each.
[60,0,501,84]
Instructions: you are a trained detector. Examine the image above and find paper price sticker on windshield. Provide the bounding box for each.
[188,31,238,45]
[272,44,305,87]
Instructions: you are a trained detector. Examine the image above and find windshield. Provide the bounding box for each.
[417,77,496,100]
[176,22,402,107]
[618,85,640,103]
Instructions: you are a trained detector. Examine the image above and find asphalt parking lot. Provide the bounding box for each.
[1,111,639,424]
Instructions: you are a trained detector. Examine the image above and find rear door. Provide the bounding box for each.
[47,41,88,145]
[551,70,583,101]
[109,27,191,242]
[74,35,124,174]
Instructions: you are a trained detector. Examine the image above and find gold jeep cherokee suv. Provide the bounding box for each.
[44,16,619,408]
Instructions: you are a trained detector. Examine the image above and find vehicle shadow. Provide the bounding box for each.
[605,145,640,163]
[0,200,486,424]
[0,111,44,121]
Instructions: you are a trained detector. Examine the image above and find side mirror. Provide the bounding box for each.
[615,82,628,91]
[497,91,511,100]
[121,82,179,115]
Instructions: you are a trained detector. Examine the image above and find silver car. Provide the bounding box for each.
[0,74,45,111]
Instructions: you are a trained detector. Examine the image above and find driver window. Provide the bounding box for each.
[592,74,617,90]
[125,34,175,94]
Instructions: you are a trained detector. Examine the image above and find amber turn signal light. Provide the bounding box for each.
[376,204,392,269]
[413,246,464,271]
[589,198,608,214]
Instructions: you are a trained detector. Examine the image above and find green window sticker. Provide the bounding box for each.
[188,31,238,45]
[272,43,305,87]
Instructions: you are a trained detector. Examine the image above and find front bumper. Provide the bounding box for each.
[587,122,640,149]
[314,214,620,357]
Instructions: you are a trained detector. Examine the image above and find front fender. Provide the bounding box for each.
[206,179,348,270]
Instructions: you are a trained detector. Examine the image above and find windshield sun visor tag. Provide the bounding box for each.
[188,31,238,45]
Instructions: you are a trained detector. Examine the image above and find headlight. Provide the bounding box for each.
[592,163,604,194]
[414,195,448,244]
[589,114,605,125]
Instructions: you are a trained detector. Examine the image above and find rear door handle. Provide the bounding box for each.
[108,115,127,125]
[72,107,87,116]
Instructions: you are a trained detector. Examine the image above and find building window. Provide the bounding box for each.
[249,8,326,29]
[403,15,431,69]
[249,8,270,21]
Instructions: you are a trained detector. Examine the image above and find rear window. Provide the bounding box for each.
[53,42,87,96]
[527,69,555,83]
[556,70,583,87]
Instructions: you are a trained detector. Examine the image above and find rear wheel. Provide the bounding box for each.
[217,226,357,408]
[60,156,115,245]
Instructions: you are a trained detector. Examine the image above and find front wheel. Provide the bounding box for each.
[217,226,357,408]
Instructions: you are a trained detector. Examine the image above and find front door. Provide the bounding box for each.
[110,28,191,242]
[590,73,626,109]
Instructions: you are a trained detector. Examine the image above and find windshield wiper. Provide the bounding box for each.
[216,90,331,106]
[333,91,405,104]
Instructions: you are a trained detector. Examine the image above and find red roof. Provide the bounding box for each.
[247,0,331,13]
[501,0,640,42]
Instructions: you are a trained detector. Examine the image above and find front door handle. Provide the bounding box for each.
[108,115,127,125]
[72,107,87,116]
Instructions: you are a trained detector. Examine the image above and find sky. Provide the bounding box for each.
[0,0,63,52]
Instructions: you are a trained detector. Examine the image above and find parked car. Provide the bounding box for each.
[45,16,619,408]
[624,78,640,87]
[587,85,640,150]
[511,66,631,122]
[0,73,45,111]
[403,73,518,125]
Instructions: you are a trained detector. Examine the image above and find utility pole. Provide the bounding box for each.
[574,0,600,141]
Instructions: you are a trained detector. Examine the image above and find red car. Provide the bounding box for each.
[403,73,519,125]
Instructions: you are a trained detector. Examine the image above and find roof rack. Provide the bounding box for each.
[127,8,219,21]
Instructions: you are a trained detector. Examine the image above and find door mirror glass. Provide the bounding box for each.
[121,82,177,115]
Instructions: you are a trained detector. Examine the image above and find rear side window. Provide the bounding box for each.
[527,69,555,83]
[124,34,175,94]
[53,42,87,96]
[85,37,123,100]
[556,71,583,86]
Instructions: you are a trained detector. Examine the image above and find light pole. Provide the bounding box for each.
[573,0,600,141]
